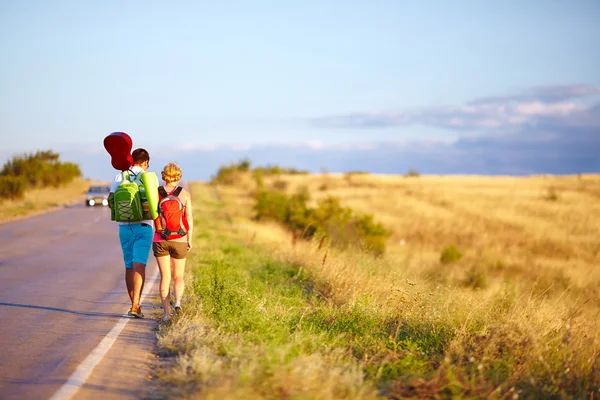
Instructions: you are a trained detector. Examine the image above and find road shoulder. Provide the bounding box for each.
[72,267,162,400]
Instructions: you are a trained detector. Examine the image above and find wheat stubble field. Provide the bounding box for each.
[155,172,599,399]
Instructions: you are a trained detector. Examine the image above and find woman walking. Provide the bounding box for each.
[152,162,193,322]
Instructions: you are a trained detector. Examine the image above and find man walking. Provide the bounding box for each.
[109,148,157,318]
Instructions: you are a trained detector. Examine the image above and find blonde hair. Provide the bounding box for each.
[161,162,182,184]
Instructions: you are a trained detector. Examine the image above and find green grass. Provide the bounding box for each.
[153,186,403,398]
[181,234,433,394]
[154,185,453,399]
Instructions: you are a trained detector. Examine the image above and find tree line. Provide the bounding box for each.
[0,150,81,200]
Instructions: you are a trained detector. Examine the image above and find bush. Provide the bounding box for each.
[253,165,309,176]
[254,189,290,223]
[440,245,463,264]
[463,265,487,289]
[0,176,27,200]
[272,179,288,191]
[238,158,251,172]
[344,171,370,180]
[0,150,81,189]
[405,168,420,177]
[544,186,559,201]
[211,161,247,185]
[254,187,391,256]
[211,160,308,185]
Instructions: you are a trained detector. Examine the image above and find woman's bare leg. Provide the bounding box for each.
[156,255,172,318]
[172,257,187,307]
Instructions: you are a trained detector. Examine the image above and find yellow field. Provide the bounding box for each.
[1,178,106,223]
[252,173,600,298]
[205,172,600,395]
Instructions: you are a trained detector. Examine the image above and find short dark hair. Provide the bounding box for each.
[132,148,149,165]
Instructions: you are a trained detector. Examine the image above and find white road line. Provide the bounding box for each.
[49,266,159,400]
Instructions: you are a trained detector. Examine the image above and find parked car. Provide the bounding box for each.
[85,185,111,207]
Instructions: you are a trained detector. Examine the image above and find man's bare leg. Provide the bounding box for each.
[125,268,135,305]
[132,262,146,310]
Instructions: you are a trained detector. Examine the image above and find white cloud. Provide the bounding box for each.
[305,140,325,150]
[514,101,586,117]
[312,84,600,132]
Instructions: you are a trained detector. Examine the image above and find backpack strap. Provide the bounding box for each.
[158,186,168,198]
[158,186,170,238]
[122,169,143,184]
[158,186,183,198]
[172,186,183,197]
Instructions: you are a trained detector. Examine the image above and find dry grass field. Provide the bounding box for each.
[1,178,103,223]
[265,172,600,300]
[155,172,599,399]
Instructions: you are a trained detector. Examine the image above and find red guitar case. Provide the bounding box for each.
[103,132,133,171]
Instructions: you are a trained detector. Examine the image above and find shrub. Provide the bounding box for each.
[353,213,390,255]
[286,189,316,237]
[254,189,290,223]
[212,160,308,185]
[211,162,245,185]
[238,158,251,172]
[544,186,559,201]
[0,176,27,200]
[312,196,356,249]
[0,150,81,189]
[463,265,488,289]
[253,165,309,176]
[405,168,420,177]
[254,188,391,256]
[344,171,370,180]
[440,245,463,264]
[272,179,288,191]
[287,168,309,175]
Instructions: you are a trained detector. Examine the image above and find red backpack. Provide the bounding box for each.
[157,186,189,240]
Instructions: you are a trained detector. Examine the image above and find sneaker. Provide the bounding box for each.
[159,315,172,326]
[130,305,144,318]
[174,305,182,315]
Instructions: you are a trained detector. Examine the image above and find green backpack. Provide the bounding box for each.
[111,170,145,222]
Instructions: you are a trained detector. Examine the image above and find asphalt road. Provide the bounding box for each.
[0,202,158,400]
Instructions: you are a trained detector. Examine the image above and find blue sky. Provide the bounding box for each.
[1,0,599,179]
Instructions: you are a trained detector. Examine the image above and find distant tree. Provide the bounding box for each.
[238,158,251,172]
[0,150,81,187]
[406,168,420,177]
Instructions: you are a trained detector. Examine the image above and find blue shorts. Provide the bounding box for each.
[118,223,153,269]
